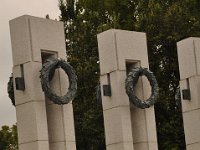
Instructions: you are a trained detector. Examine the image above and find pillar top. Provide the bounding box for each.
[9,15,66,66]
[97,29,149,75]
[177,37,200,79]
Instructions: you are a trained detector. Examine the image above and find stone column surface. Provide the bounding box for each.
[97,29,158,150]
[177,38,200,150]
[9,15,76,150]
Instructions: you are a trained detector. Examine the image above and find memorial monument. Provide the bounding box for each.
[9,15,77,150]
[97,29,158,150]
[8,15,160,150]
[177,38,200,150]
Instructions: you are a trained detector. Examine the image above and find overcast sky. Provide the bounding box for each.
[0,0,60,127]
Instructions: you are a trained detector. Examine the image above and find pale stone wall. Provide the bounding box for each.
[10,15,76,150]
[177,38,200,150]
[97,29,158,150]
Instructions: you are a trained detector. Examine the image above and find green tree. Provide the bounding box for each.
[59,0,200,149]
[59,1,107,149]
[59,1,141,148]
[0,125,18,150]
[135,1,200,149]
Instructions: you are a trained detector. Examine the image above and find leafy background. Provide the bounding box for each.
[2,0,200,150]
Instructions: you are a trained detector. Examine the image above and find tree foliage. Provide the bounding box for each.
[59,1,107,149]
[136,1,200,149]
[58,1,200,150]
[0,125,18,150]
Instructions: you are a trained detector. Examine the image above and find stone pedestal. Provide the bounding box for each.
[177,38,200,150]
[97,29,158,150]
[10,15,76,150]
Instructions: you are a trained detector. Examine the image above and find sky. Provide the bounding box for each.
[0,0,60,127]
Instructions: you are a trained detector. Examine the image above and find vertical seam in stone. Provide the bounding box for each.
[141,37,150,150]
[33,101,40,148]
[145,109,150,150]
[114,31,120,70]
[58,66,62,96]
[141,77,145,100]
[145,34,149,67]
[193,39,198,75]
[44,96,51,148]
[141,77,149,148]
[61,105,67,150]
[28,18,34,62]
[58,67,67,149]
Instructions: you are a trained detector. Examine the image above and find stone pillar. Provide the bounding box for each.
[97,29,158,150]
[177,38,200,150]
[9,15,76,150]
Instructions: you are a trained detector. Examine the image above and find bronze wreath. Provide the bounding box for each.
[40,58,77,105]
[7,74,15,106]
[125,67,159,109]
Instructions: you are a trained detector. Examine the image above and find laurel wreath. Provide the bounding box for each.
[40,58,77,105]
[7,75,15,106]
[125,67,159,109]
